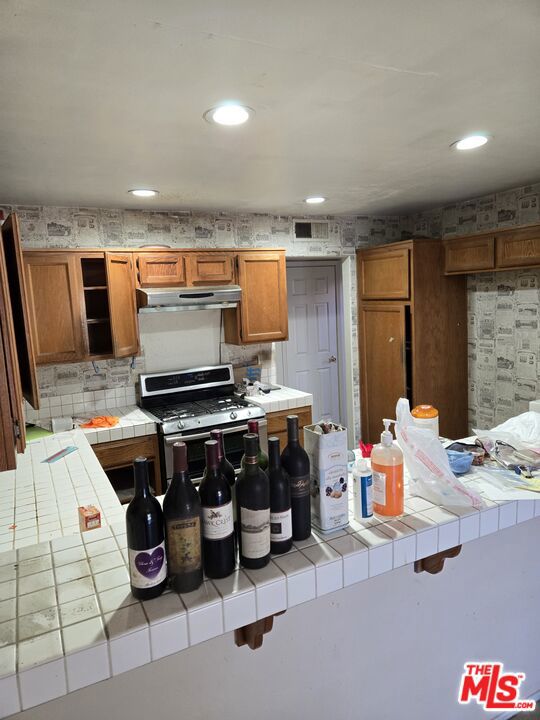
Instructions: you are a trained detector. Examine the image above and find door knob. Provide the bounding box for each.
[328,355,337,363]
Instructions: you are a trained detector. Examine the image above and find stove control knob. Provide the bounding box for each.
[230,411,238,420]
[177,421,185,430]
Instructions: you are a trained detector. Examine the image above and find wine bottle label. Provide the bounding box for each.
[240,506,270,559]
[288,473,310,499]
[372,471,387,506]
[270,509,292,541]
[166,518,201,574]
[202,501,234,540]
[128,541,167,589]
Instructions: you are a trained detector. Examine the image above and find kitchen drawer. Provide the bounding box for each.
[188,253,235,285]
[137,253,186,287]
[358,247,410,299]
[495,226,540,268]
[444,234,495,274]
[93,434,163,498]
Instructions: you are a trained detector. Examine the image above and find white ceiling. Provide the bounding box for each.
[1,0,540,215]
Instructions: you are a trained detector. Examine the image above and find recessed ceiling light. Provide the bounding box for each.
[453,134,489,150]
[204,103,252,126]
[128,189,158,197]
[305,196,326,204]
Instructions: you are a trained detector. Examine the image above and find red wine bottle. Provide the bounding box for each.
[240,419,268,470]
[199,440,235,578]
[126,457,167,600]
[281,415,311,540]
[163,442,203,593]
[236,434,270,569]
[211,428,237,544]
[268,436,292,554]
[210,429,236,488]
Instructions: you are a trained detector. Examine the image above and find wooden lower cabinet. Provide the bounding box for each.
[92,434,163,502]
[266,405,312,448]
[359,303,407,444]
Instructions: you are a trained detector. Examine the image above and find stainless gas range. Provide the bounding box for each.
[138,364,267,485]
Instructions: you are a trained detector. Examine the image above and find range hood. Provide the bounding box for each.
[137,285,242,313]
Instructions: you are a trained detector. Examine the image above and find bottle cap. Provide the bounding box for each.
[210,429,224,460]
[247,419,259,434]
[357,458,368,472]
[172,442,187,473]
[243,433,259,459]
[412,404,438,419]
[204,440,219,469]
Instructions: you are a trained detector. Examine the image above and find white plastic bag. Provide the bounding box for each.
[473,411,540,451]
[395,398,485,510]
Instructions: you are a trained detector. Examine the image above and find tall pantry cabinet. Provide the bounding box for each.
[356,239,468,443]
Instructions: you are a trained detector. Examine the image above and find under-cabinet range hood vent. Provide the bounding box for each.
[137,285,242,313]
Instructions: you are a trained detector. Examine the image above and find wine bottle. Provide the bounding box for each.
[210,429,236,488]
[236,433,270,569]
[126,457,167,600]
[199,440,235,578]
[268,436,293,554]
[281,415,311,541]
[211,428,237,542]
[162,442,203,593]
[240,419,268,470]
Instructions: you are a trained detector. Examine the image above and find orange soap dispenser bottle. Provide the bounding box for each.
[371,419,404,517]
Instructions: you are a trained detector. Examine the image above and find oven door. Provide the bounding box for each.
[162,419,268,485]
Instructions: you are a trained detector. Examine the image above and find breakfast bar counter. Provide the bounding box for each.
[0,430,539,717]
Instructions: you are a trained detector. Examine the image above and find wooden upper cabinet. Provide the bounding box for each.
[358,247,409,299]
[105,253,139,357]
[224,251,288,344]
[137,253,186,287]
[24,253,84,364]
[0,214,40,409]
[444,234,495,274]
[495,226,540,268]
[188,253,235,285]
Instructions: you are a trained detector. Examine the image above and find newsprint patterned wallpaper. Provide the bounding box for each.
[406,181,540,430]
[0,204,406,442]
[2,179,540,438]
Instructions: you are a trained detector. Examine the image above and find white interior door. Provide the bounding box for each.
[283,265,340,423]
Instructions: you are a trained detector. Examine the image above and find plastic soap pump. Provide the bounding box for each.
[371,419,404,517]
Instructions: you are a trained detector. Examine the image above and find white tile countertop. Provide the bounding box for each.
[0,460,538,717]
[0,430,125,553]
[244,386,313,414]
[75,406,157,446]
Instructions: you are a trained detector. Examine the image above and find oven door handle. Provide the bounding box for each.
[164,424,251,445]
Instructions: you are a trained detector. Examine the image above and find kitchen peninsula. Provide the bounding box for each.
[0,424,539,718]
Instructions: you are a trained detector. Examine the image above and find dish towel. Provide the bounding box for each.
[80,416,120,429]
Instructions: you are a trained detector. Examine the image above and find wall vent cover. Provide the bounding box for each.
[294,220,329,240]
